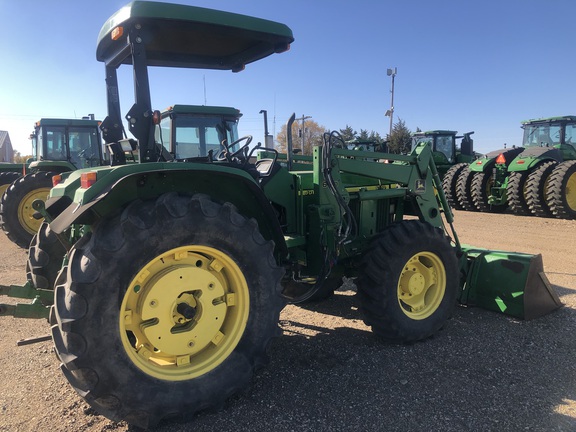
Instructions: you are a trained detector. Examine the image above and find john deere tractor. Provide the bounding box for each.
[456,116,576,218]
[0,116,104,248]
[505,116,576,218]
[0,2,561,428]
[411,130,476,209]
[457,144,524,212]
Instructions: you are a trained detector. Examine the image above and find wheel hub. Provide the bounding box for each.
[120,246,250,380]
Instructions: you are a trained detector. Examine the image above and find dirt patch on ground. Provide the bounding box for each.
[1,210,575,431]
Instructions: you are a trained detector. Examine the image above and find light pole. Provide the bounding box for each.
[385,67,397,137]
[296,114,311,151]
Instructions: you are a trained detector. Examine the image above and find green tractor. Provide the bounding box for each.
[505,116,576,218]
[0,116,104,248]
[457,116,576,217]
[0,1,562,428]
[411,130,476,209]
[457,144,524,212]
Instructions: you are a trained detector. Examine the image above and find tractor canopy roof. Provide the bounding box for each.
[35,118,101,128]
[521,115,576,126]
[96,1,294,71]
[164,104,242,119]
[412,130,457,137]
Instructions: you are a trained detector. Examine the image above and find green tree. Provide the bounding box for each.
[386,118,412,154]
[12,151,33,164]
[338,125,356,142]
[276,118,327,155]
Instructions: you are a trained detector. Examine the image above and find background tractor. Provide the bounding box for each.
[410,130,476,209]
[506,116,576,218]
[457,116,576,218]
[0,116,104,248]
[457,144,524,212]
[0,1,562,428]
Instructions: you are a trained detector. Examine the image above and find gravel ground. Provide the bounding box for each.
[0,210,575,432]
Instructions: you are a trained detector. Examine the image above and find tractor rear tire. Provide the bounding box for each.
[506,171,531,215]
[442,163,468,210]
[546,160,576,219]
[26,221,67,290]
[51,193,284,429]
[455,167,476,211]
[470,171,507,213]
[526,161,557,217]
[356,220,459,343]
[0,172,53,248]
[0,171,21,197]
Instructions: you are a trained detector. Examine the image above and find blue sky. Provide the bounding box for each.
[1,0,575,156]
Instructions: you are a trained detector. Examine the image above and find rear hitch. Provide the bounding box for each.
[0,282,52,319]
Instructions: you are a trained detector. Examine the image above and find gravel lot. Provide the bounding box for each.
[1,210,575,432]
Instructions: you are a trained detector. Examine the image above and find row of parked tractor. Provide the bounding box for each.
[420,116,576,220]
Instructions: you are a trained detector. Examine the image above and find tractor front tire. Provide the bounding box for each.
[356,220,459,343]
[51,193,284,428]
[506,171,531,215]
[26,221,67,290]
[442,163,468,210]
[546,160,576,219]
[0,172,53,248]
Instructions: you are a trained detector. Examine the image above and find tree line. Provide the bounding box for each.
[274,118,414,155]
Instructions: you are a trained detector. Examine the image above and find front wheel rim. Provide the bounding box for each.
[397,251,446,320]
[120,245,250,381]
[18,187,50,234]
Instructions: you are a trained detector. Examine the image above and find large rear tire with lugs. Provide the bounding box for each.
[526,161,557,217]
[441,163,468,210]
[471,171,507,213]
[546,160,576,219]
[51,193,284,428]
[455,167,476,211]
[0,171,21,197]
[506,171,531,215]
[0,172,53,248]
[356,220,459,343]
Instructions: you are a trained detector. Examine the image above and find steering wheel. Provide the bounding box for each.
[216,136,253,163]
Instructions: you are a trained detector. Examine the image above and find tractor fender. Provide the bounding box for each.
[47,167,288,257]
[469,146,524,172]
[508,146,563,172]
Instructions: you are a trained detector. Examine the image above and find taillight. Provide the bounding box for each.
[517,160,525,164]
[52,174,62,187]
[495,153,506,164]
[476,160,483,165]
[81,172,97,189]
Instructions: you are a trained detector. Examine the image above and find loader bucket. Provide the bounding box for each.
[459,247,562,320]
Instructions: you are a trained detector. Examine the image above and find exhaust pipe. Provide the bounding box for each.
[286,113,296,171]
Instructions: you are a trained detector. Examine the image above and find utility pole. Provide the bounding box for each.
[385,67,397,137]
[296,114,311,151]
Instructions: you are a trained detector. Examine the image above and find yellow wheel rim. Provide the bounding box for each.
[397,251,446,320]
[0,183,10,196]
[566,171,576,211]
[18,187,50,234]
[120,245,250,381]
